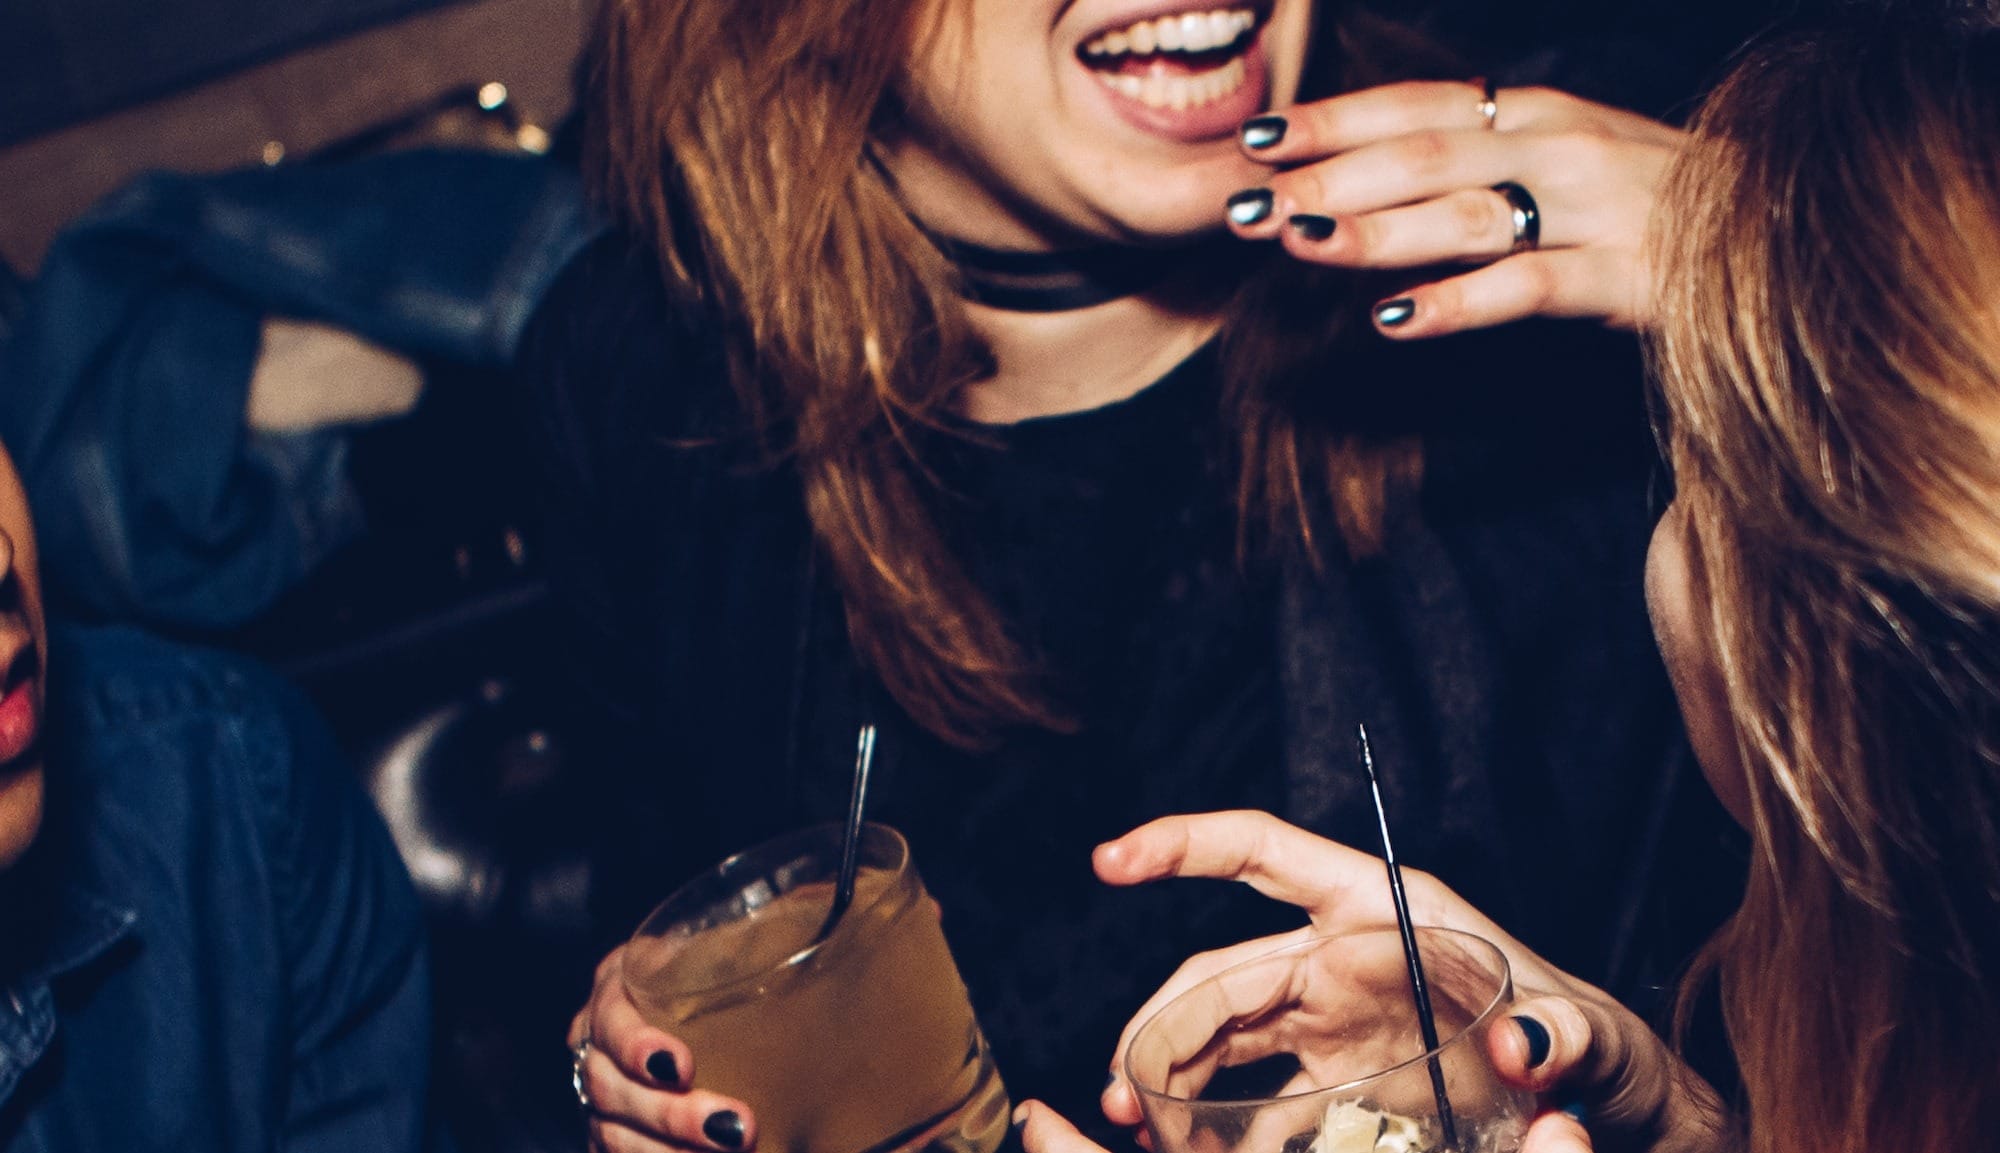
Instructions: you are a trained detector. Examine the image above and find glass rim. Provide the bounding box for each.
[625,821,911,1000]
[1123,925,1515,1108]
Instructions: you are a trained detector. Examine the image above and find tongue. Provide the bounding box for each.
[1102,50,1236,77]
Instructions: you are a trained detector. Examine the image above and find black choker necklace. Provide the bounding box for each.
[932,234,1200,312]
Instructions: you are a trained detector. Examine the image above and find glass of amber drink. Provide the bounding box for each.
[621,823,1009,1153]
[1125,928,1529,1153]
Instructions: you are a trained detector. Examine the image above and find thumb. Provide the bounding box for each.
[1014,1101,1115,1153]
[1521,1109,1594,1153]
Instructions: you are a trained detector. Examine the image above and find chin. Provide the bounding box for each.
[1086,153,1268,242]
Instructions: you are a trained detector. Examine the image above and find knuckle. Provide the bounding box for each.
[1394,130,1455,181]
[1546,129,1615,177]
[1448,190,1505,248]
[1516,259,1560,310]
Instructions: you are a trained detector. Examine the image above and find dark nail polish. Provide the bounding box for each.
[705,1110,747,1150]
[1226,189,1274,227]
[1513,1015,1551,1068]
[1374,298,1416,327]
[1241,115,1288,149]
[1559,1100,1589,1124]
[646,1050,681,1087]
[1288,214,1336,242]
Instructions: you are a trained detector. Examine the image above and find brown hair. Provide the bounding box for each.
[588,0,1433,747]
[1652,15,2000,1153]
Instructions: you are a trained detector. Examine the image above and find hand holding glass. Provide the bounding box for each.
[621,823,1010,1153]
[1125,928,1530,1153]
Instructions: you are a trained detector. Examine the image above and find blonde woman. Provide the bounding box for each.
[1018,12,2000,1153]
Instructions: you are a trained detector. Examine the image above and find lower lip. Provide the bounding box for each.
[1083,35,1271,144]
[0,679,39,766]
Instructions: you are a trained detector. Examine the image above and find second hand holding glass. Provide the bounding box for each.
[620,725,1009,1153]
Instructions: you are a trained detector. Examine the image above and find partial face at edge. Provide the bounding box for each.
[880,0,1315,249]
[0,444,47,872]
[1645,502,1751,828]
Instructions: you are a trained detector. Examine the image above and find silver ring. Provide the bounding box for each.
[1492,181,1540,252]
[572,1037,595,1113]
[1475,77,1499,131]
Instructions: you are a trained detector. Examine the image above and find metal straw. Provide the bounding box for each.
[816,724,878,942]
[1357,725,1460,1150]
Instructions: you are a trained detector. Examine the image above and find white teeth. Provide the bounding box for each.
[1094,55,1248,110]
[1082,8,1257,59]
[1178,13,1210,51]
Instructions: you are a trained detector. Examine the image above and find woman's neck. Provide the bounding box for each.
[957,276,1227,425]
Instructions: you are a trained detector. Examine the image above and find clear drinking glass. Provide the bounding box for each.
[621,822,1010,1153]
[1125,928,1530,1153]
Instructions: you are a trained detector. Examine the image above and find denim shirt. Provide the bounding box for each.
[0,624,432,1153]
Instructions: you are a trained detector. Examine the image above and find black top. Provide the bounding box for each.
[515,235,1740,1138]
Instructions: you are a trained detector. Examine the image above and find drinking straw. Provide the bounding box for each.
[1357,724,1460,1150]
[816,723,878,942]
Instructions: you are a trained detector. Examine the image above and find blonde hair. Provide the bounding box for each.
[1652,15,2000,1153]
[588,0,1439,747]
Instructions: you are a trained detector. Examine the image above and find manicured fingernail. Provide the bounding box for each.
[1241,115,1288,149]
[1559,1100,1589,1123]
[646,1049,681,1087]
[1010,1104,1030,1140]
[1288,214,1336,242]
[1513,1015,1551,1068]
[1374,298,1416,327]
[705,1110,746,1150]
[1226,189,1274,226]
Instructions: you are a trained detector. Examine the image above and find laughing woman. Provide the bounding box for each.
[521,1,1711,1150]
[1018,12,2000,1153]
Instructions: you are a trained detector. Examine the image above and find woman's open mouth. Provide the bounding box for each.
[1075,4,1270,140]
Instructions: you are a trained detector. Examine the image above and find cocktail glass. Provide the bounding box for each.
[1125,928,1529,1153]
[622,822,1009,1153]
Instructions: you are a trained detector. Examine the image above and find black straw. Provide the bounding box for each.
[817,724,878,942]
[1358,725,1460,1150]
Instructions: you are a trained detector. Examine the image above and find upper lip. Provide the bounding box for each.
[1073,0,1271,46]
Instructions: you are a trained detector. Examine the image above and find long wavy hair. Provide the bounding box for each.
[1652,15,2000,1153]
[588,0,1444,747]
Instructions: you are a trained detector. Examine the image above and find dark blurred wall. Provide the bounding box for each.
[0,0,473,146]
[1373,0,1799,117]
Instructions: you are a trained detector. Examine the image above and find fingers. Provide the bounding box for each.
[1016,1101,1116,1153]
[1093,810,1390,916]
[1489,995,1725,1143]
[1243,82,1673,166]
[571,946,758,1152]
[1218,79,1680,334]
[584,1060,756,1152]
[1101,928,1311,1121]
[1367,247,1649,338]
[1278,186,1526,267]
[1519,1110,1594,1153]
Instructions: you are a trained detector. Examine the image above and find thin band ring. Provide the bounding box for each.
[1492,182,1541,252]
[1475,77,1499,131]
[572,1037,596,1113]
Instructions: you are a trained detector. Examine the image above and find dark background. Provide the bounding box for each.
[0,0,473,146]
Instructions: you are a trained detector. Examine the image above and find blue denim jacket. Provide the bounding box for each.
[0,150,597,631]
[0,624,432,1152]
